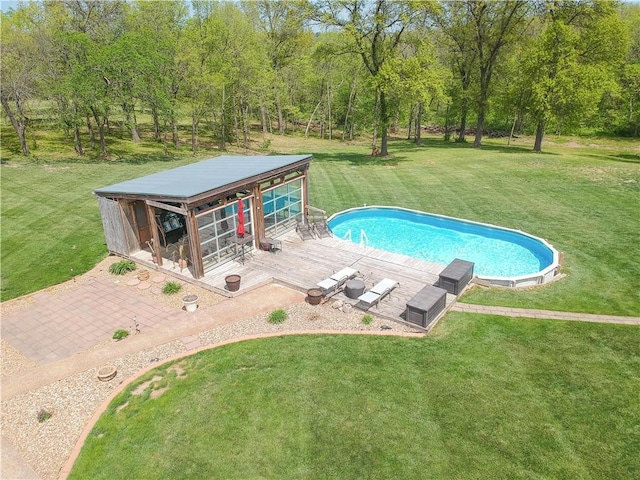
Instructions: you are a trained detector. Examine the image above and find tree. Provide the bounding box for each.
[315,0,433,156]
[520,0,628,151]
[468,0,530,148]
[433,1,478,142]
[0,7,42,156]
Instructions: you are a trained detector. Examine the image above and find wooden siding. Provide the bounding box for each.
[97,197,129,255]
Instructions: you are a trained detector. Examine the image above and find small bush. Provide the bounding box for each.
[113,329,130,341]
[362,314,373,325]
[162,281,182,295]
[109,260,136,275]
[37,409,52,423]
[268,309,287,324]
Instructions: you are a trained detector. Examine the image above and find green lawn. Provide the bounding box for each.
[2,132,639,316]
[69,316,640,479]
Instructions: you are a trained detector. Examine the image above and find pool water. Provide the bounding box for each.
[328,207,556,278]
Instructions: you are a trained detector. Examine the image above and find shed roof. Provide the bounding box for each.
[94,154,312,201]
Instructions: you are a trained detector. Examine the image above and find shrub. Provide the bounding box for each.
[37,409,52,423]
[109,260,136,275]
[268,309,287,324]
[362,314,373,325]
[113,329,130,341]
[162,281,182,295]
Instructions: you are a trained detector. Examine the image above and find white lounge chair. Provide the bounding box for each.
[316,267,358,294]
[357,278,399,309]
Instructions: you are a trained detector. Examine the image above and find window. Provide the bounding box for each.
[263,179,303,237]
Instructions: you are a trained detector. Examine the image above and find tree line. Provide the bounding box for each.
[2,0,638,158]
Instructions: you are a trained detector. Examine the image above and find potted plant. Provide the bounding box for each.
[182,294,198,312]
[225,274,241,291]
[146,239,158,264]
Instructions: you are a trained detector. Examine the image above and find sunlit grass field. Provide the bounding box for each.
[69,316,639,479]
[4,124,638,315]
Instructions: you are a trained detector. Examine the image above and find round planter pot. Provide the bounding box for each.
[307,288,323,306]
[225,274,241,292]
[137,270,150,281]
[183,294,199,312]
[97,365,117,382]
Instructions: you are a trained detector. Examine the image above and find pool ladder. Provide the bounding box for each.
[342,229,369,246]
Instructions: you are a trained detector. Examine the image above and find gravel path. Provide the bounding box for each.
[1,301,422,480]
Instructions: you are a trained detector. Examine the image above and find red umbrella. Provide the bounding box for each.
[236,198,245,237]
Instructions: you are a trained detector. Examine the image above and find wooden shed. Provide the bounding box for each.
[94,154,313,279]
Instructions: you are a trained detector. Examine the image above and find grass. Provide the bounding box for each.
[68,317,640,479]
[1,128,638,316]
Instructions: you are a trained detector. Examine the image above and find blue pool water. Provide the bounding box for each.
[328,207,556,278]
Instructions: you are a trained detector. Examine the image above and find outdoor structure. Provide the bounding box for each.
[94,154,313,279]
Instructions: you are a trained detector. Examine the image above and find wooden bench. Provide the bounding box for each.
[405,285,447,328]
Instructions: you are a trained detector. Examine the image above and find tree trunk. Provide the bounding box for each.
[305,100,322,139]
[1,94,30,156]
[172,118,180,149]
[191,113,199,153]
[73,105,84,155]
[91,106,107,156]
[151,104,160,141]
[533,120,544,152]
[123,103,141,143]
[379,91,389,156]
[276,95,284,135]
[86,113,95,149]
[343,77,357,141]
[458,103,468,143]
[260,104,269,135]
[414,103,423,146]
[473,106,485,148]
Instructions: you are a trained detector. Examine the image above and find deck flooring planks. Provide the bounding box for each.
[135,229,455,327]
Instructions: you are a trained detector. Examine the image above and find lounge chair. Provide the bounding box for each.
[316,267,358,295]
[357,278,399,309]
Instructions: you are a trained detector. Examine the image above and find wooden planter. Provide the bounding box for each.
[307,288,323,306]
[225,275,241,292]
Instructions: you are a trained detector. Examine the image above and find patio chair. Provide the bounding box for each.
[316,267,358,295]
[307,206,332,239]
[296,217,315,241]
[357,278,399,310]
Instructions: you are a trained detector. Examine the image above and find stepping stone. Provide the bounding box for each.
[152,274,167,283]
[150,287,162,295]
[137,281,151,290]
[127,278,140,286]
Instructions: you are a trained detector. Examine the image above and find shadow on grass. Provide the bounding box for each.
[585,153,640,164]
[312,151,410,166]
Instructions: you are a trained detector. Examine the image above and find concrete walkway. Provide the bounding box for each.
[1,275,638,480]
[451,303,640,325]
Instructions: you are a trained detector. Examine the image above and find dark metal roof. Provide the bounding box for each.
[94,154,312,200]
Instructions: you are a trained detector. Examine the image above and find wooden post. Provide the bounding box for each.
[145,202,162,266]
[252,185,265,245]
[183,204,204,279]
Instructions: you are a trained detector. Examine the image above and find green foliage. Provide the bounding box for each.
[112,329,129,341]
[68,327,640,479]
[267,309,287,324]
[361,314,373,325]
[37,408,52,423]
[108,260,136,275]
[162,281,182,295]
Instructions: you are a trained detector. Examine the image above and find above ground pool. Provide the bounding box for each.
[328,207,559,287]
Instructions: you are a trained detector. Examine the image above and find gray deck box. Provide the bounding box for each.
[438,258,474,295]
[405,285,448,328]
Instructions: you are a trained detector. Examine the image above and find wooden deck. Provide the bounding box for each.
[133,230,458,330]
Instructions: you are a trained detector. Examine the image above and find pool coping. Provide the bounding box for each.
[327,206,561,288]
